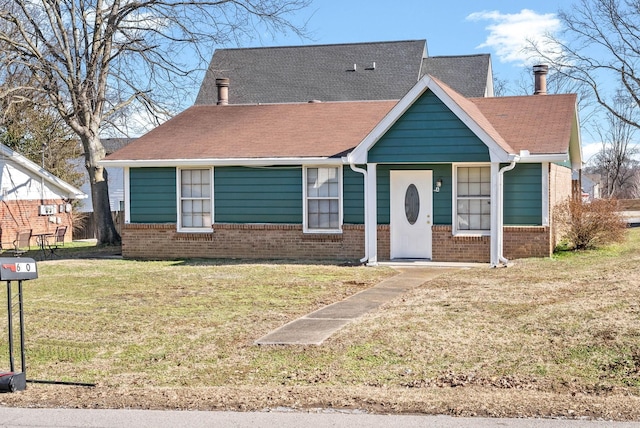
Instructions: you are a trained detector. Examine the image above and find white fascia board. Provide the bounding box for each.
[0,144,88,199]
[517,153,569,163]
[570,105,583,170]
[348,75,512,165]
[100,157,346,168]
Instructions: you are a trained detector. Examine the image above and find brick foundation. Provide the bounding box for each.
[123,222,552,262]
[432,225,551,262]
[1,199,73,248]
[122,223,367,260]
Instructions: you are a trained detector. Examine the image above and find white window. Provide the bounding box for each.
[455,165,491,234]
[178,168,213,232]
[304,166,342,233]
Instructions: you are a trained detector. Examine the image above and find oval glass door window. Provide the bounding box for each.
[404,184,420,225]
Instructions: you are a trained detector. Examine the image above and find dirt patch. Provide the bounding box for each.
[1,384,639,420]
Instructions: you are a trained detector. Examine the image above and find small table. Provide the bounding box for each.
[33,233,54,260]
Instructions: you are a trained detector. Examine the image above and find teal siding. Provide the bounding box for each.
[503,163,542,225]
[368,91,490,163]
[129,168,177,223]
[215,167,302,223]
[343,166,365,224]
[376,164,452,225]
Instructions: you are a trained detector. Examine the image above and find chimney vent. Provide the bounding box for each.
[215,77,230,105]
[533,64,548,95]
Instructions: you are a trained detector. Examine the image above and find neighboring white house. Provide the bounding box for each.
[582,173,601,200]
[0,143,87,246]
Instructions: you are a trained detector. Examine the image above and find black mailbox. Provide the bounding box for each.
[0,258,37,281]
[0,257,37,392]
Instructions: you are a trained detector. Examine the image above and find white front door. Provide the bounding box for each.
[390,170,433,259]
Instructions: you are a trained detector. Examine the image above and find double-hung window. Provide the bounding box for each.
[304,166,342,233]
[178,168,213,232]
[455,165,491,234]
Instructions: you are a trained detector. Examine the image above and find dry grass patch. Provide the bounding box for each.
[1,260,392,388]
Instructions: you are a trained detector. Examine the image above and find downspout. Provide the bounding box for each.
[497,158,519,265]
[349,162,369,264]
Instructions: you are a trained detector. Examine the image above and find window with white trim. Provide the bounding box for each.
[455,165,491,233]
[304,167,342,232]
[179,168,212,231]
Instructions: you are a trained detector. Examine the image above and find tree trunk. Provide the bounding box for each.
[83,135,121,245]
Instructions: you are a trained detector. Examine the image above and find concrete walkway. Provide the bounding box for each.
[255,266,461,345]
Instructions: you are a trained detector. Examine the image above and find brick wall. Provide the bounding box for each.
[122,223,367,260]
[503,226,552,259]
[432,225,490,262]
[123,222,551,262]
[0,199,73,247]
[432,225,551,262]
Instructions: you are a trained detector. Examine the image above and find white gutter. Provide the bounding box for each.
[100,157,345,168]
[496,157,519,266]
[348,162,369,264]
[515,153,568,163]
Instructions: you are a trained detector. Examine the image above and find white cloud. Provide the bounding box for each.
[467,9,562,65]
[581,142,602,164]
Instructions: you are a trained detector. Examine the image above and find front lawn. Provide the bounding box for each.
[1,231,639,420]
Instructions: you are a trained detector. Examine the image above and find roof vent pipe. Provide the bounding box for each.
[215,77,230,105]
[533,64,548,95]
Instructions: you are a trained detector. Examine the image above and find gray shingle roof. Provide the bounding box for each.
[195,40,492,104]
[102,138,134,154]
[421,54,491,98]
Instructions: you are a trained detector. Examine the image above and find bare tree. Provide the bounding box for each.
[531,0,640,131]
[588,93,639,198]
[1,65,84,187]
[0,0,309,244]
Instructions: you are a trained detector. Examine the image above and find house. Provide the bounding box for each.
[0,143,87,248]
[76,137,133,213]
[102,45,582,266]
[581,173,601,201]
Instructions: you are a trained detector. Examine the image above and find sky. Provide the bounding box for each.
[236,0,601,160]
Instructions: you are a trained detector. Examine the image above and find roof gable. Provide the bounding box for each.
[350,75,513,164]
[367,90,491,163]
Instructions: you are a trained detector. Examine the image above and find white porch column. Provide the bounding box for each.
[541,162,550,226]
[366,163,378,265]
[490,162,500,267]
[124,166,131,224]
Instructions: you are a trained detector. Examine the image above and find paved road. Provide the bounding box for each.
[0,408,638,428]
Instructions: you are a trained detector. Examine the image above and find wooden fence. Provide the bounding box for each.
[73,211,123,240]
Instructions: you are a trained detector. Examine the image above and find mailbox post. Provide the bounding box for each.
[0,257,37,392]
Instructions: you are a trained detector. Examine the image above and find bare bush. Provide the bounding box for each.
[554,198,627,250]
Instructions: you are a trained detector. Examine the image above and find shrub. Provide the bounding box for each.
[554,198,627,250]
